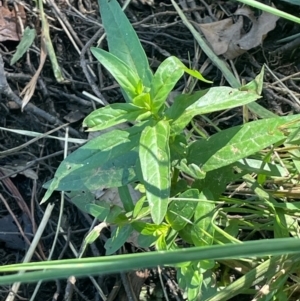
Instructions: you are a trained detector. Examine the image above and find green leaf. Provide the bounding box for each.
[42,127,142,202]
[91,48,141,101]
[170,87,262,135]
[166,189,199,231]
[98,0,152,87]
[79,223,107,258]
[187,115,300,173]
[240,65,264,95]
[165,228,178,249]
[132,196,148,219]
[177,159,206,179]
[178,224,194,244]
[178,263,203,301]
[236,158,286,177]
[191,191,215,247]
[132,221,169,236]
[169,133,188,162]
[201,165,245,200]
[155,235,168,250]
[150,56,184,112]
[118,185,134,212]
[66,191,110,220]
[150,56,211,113]
[10,27,36,65]
[166,90,209,121]
[137,234,157,248]
[201,270,217,300]
[139,120,171,224]
[189,87,261,113]
[106,206,125,224]
[132,197,145,218]
[132,93,152,110]
[83,103,150,131]
[180,65,212,84]
[105,225,133,255]
[274,208,290,238]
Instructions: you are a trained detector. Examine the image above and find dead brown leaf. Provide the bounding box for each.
[197,6,279,59]
[0,1,26,41]
[20,40,47,111]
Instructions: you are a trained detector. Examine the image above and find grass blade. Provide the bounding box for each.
[0,239,300,285]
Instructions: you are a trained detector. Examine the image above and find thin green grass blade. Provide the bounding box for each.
[207,255,300,301]
[0,239,300,285]
[236,0,300,24]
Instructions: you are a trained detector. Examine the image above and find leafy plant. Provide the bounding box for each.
[2,0,300,300]
[39,0,300,299]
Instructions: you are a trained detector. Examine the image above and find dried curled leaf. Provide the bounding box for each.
[0,2,26,42]
[197,6,279,59]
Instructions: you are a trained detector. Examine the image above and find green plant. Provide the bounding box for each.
[40,0,300,298]
[2,0,300,300]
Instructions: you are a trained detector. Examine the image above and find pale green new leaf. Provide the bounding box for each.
[98,0,152,87]
[240,65,264,95]
[79,223,108,258]
[150,56,211,113]
[132,221,169,236]
[42,127,142,202]
[178,263,203,301]
[83,103,150,131]
[132,92,152,110]
[177,159,206,179]
[139,120,171,224]
[187,115,300,172]
[180,65,212,83]
[150,56,184,112]
[91,47,141,101]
